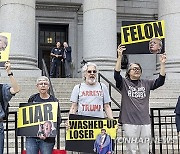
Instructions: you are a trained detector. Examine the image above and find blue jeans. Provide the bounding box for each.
[0,122,4,154]
[26,137,54,154]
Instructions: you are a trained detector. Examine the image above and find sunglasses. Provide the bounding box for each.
[87,70,97,74]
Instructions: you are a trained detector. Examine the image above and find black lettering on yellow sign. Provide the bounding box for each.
[121,20,165,45]
[69,120,103,129]
[22,104,53,125]
[107,120,118,128]
[70,130,94,139]
[0,52,1,60]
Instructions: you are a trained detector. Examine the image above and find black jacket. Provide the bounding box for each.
[175,96,180,132]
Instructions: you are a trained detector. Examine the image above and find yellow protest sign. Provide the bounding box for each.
[66,119,118,140]
[17,102,58,128]
[121,20,165,45]
[0,32,11,62]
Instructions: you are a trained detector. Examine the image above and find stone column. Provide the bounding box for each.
[0,0,41,76]
[83,0,117,78]
[158,0,180,79]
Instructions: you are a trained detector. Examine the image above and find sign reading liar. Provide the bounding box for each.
[121,20,165,45]
[17,102,58,137]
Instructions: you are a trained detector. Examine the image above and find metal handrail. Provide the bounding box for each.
[42,58,55,96]
[98,73,121,109]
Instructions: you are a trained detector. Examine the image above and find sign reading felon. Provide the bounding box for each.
[121,20,165,45]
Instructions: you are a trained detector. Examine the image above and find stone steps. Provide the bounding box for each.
[1,77,180,153]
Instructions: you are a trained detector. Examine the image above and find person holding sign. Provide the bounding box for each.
[69,62,113,119]
[149,37,163,54]
[0,61,20,154]
[68,62,113,153]
[25,76,61,154]
[114,45,166,154]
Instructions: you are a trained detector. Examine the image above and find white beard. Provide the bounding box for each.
[87,78,96,85]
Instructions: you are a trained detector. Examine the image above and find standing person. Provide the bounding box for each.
[50,42,63,78]
[25,76,61,154]
[67,62,113,153]
[63,42,72,78]
[175,96,180,136]
[69,62,113,119]
[114,44,166,154]
[0,61,20,154]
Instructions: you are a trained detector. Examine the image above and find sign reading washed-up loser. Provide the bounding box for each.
[121,20,165,54]
[0,32,11,62]
[17,102,59,137]
[65,114,118,153]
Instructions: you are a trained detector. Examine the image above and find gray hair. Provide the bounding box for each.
[82,62,98,81]
[150,37,163,53]
[0,35,8,51]
[36,76,49,84]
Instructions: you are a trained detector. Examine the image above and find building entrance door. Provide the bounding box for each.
[38,24,68,77]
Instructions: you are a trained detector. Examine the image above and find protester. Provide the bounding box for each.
[25,76,61,154]
[67,62,113,153]
[175,96,180,136]
[114,44,166,154]
[0,61,20,154]
[69,62,113,119]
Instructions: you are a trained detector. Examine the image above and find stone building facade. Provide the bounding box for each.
[0,0,178,79]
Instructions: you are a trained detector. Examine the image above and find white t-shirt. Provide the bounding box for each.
[70,82,111,118]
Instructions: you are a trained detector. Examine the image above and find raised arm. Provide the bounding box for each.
[114,45,126,90]
[151,54,166,90]
[115,44,126,72]
[159,53,166,76]
[5,61,20,94]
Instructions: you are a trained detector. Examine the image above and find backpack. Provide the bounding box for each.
[0,84,10,120]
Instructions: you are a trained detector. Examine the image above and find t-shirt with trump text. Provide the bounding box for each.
[70,82,111,118]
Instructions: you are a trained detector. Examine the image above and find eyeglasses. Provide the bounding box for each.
[38,82,49,86]
[87,70,97,74]
[130,67,141,71]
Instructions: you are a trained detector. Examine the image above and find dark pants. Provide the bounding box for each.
[0,122,4,154]
[26,137,54,154]
[50,60,60,78]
